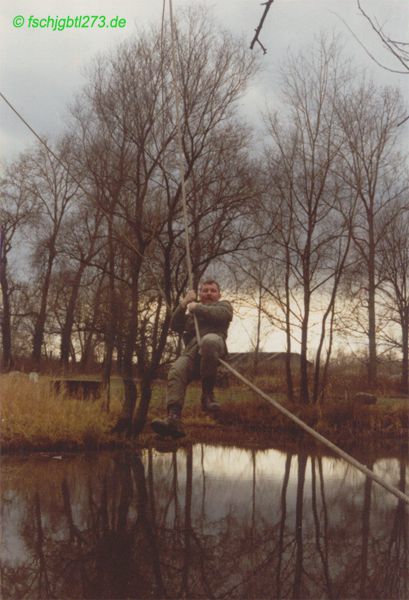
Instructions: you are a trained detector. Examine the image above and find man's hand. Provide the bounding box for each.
[186,301,199,313]
[180,289,197,309]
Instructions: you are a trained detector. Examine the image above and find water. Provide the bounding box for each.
[1,445,408,599]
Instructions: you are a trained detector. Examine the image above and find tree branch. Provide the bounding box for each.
[357,0,409,73]
[250,1,275,54]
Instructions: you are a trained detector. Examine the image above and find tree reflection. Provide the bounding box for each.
[360,466,373,599]
[1,450,407,599]
[383,461,408,599]
[310,456,333,599]
[34,493,52,598]
[276,452,292,599]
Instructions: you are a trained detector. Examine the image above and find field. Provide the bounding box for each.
[1,373,408,455]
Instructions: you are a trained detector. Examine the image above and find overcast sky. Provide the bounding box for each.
[1,0,408,165]
[1,0,408,352]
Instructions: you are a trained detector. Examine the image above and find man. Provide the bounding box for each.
[151,279,233,438]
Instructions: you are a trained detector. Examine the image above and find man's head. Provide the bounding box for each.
[199,279,221,304]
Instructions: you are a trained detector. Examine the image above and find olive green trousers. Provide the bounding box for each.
[166,333,226,410]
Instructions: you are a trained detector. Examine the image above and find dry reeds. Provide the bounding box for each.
[216,394,409,446]
[0,375,121,451]
[1,375,407,453]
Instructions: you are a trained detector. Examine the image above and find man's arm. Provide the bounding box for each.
[170,290,197,332]
[189,300,233,325]
[169,305,187,333]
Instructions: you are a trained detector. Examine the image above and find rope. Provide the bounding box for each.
[164,4,409,507]
[218,358,409,505]
[0,92,86,192]
[168,0,193,288]
[0,91,171,310]
[3,17,408,506]
[167,0,202,347]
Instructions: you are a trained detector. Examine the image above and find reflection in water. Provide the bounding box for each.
[1,446,407,599]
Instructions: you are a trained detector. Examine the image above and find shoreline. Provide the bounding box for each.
[2,421,408,460]
[2,376,408,457]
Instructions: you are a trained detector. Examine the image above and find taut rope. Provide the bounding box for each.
[2,10,408,507]
[167,0,202,347]
[165,1,409,506]
[0,91,171,309]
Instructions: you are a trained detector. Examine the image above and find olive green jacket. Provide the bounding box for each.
[170,300,233,349]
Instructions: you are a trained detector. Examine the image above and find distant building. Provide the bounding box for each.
[227,352,313,375]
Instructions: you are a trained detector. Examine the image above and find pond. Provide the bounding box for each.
[1,445,408,599]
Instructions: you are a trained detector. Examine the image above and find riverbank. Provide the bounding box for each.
[1,375,408,455]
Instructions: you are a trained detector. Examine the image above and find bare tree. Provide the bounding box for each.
[0,160,37,370]
[377,202,409,393]
[263,37,354,403]
[18,138,81,367]
[69,9,258,433]
[56,196,104,367]
[336,80,407,388]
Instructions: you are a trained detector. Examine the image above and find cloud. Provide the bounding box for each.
[1,0,407,163]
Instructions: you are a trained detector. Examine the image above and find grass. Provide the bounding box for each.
[1,374,408,454]
[1,376,122,452]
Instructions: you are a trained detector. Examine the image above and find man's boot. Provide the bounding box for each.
[151,405,186,438]
[201,377,220,413]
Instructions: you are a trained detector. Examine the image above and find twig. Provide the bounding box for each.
[397,114,409,127]
[250,0,275,54]
[330,11,408,75]
[357,0,409,73]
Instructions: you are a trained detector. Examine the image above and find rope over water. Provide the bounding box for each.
[164,0,409,507]
[1,8,408,507]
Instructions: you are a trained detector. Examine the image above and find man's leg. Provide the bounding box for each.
[200,334,226,412]
[167,354,197,410]
[151,353,196,438]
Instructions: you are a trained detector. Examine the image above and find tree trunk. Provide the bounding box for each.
[319,304,336,405]
[366,208,377,389]
[132,374,153,435]
[300,290,311,404]
[133,306,172,434]
[0,251,12,370]
[60,266,85,366]
[32,250,55,367]
[116,265,140,435]
[313,279,342,403]
[401,309,409,394]
[284,245,294,402]
[367,274,377,388]
[253,281,262,376]
[102,223,118,410]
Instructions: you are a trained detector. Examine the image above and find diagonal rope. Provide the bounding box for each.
[1,91,86,190]
[3,27,408,506]
[0,90,171,309]
[164,4,409,506]
[218,358,409,505]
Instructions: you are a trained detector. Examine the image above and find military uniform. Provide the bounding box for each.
[167,299,233,410]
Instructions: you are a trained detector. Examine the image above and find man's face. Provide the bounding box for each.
[199,282,221,304]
